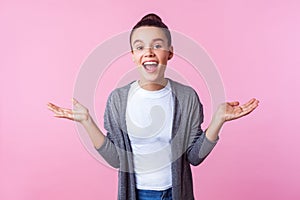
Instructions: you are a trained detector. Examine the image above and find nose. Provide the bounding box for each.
[143,47,155,57]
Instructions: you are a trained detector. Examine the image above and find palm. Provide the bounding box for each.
[218,98,259,122]
[47,98,89,122]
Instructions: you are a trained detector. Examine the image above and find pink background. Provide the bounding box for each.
[1,0,299,199]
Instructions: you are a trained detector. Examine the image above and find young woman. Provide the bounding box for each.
[47,14,259,200]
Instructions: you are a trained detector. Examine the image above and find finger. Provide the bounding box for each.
[49,102,72,113]
[47,103,60,112]
[47,102,53,107]
[48,103,81,116]
[47,103,54,110]
[72,98,79,105]
[54,114,75,120]
[47,102,81,120]
[61,108,75,115]
[54,107,71,114]
[49,105,70,115]
[241,99,259,111]
[72,99,87,110]
[228,101,239,106]
[54,110,75,120]
[239,103,259,117]
[242,98,257,108]
[47,102,65,112]
[47,102,57,109]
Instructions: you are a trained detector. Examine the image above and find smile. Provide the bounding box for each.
[143,61,158,73]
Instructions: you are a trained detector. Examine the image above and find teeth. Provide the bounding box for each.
[143,61,158,66]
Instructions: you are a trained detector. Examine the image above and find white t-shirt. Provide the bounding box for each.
[126,80,174,190]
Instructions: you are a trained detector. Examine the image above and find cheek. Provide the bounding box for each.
[160,53,170,64]
[132,52,143,60]
[132,55,140,64]
[161,50,170,58]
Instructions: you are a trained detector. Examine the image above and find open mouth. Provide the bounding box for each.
[142,61,158,73]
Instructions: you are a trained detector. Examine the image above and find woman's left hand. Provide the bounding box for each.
[215,98,259,123]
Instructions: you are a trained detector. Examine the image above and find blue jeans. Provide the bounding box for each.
[137,188,172,200]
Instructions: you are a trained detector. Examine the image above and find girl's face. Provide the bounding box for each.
[131,26,173,88]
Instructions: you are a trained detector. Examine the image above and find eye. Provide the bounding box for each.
[153,44,162,49]
[135,45,144,51]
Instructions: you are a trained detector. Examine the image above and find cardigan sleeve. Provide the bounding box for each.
[96,92,121,168]
[186,90,218,166]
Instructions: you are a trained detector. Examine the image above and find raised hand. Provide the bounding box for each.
[47,98,90,123]
[206,98,259,141]
[47,98,105,148]
[216,98,259,123]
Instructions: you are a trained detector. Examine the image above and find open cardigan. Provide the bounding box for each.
[97,78,218,200]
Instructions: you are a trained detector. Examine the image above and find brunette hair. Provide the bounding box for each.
[130,13,172,50]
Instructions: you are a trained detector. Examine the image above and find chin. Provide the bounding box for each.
[141,76,165,85]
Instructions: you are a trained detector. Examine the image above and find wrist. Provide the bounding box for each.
[212,115,225,126]
[206,116,225,142]
[80,114,93,127]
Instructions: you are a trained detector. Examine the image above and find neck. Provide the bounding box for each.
[138,79,167,91]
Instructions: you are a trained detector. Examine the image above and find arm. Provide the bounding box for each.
[48,97,121,168]
[186,92,218,166]
[47,98,105,149]
[206,98,260,142]
[186,93,259,165]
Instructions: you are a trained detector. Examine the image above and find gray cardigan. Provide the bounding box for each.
[97,78,218,200]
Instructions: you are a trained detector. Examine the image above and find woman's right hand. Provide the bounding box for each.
[47,98,90,123]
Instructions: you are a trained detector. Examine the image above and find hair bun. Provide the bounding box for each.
[141,13,162,22]
[130,13,171,47]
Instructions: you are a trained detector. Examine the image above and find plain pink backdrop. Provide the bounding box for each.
[1,0,299,199]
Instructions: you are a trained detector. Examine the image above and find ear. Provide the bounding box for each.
[168,46,174,60]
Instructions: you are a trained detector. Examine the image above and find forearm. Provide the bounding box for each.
[205,116,224,142]
[187,132,218,166]
[81,116,106,149]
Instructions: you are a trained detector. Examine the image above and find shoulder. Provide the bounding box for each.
[168,78,199,99]
[106,81,133,103]
[168,79,203,118]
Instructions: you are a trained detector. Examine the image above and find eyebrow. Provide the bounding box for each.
[132,38,165,46]
[152,38,165,43]
[133,39,143,45]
